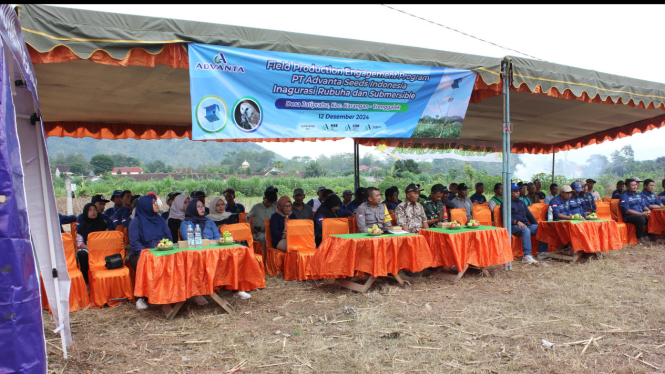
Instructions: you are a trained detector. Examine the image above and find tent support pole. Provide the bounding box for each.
[353,140,360,191]
[551,153,555,184]
[501,58,512,239]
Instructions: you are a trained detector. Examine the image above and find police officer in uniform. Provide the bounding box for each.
[355,187,391,233]
[568,181,587,218]
[549,185,573,221]
[620,178,651,244]
[641,179,663,210]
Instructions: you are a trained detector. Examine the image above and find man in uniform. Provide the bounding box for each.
[488,183,503,212]
[612,180,626,199]
[620,178,651,244]
[112,190,134,228]
[568,181,587,218]
[579,181,596,214]
[247,186,278,250]
[341,187,366,217]
[641,179,663,211]
[501,183,548,263]
[451,183,473,221]
[104,190,124,217]
[533,179,547,201]
[549,185,573,221]
[470,183,487,204]
[223,188,245,214]
[422,184,449,227]
[356,187,391,233]
[395,184,429,233]
[306,186,326,212]
[544,184,558,205]
[292,188,314,220]
[337,189,355,217]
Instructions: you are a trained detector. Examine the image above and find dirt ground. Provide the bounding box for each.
[43,241,665,374]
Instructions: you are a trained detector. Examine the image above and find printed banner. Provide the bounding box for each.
[374,138,503,162]
[189,44,476,140]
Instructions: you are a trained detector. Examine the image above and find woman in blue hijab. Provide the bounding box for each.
[128,195,172,310]
[180,198,221,241]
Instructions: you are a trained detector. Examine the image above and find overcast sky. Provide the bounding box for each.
[52,5,665,178]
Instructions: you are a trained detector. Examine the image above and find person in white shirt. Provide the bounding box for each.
[544,183,559,205]
[586,178,601,201]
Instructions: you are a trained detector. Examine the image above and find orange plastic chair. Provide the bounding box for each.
[390,213,397,226]
[220,222,265,274]
[239,212,248,224]
[71,222,79,253]
[602,197,612,203]
[596,201,611,220]
[347,215,358,233]
[528,203,546,224]
[41,234,91,313]
[493,205,536,257]
[87,231,134,307]
[284,220,317,281]
[610,200,638,246]
[449,208,468,225]
[322,218,349,241]
[264,219,286,277]
[471,204,492,226]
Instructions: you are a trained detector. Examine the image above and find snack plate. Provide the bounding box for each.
[367,232,383,236]
[155,246,174,251]
[586,217,598,220]
[465,225,481,229]
[447,226,462,230]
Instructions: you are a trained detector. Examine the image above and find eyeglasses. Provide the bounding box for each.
[284,204,293,208]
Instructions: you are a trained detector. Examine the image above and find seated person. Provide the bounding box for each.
[586,179,601,201]
[339,187,366,217]
[517,182,532,206]
[659,178,665,203]
[247,186,278,250]
[269,196,294,251]
[167,195,189,241]
[448,183,458,201]
[438,185,457,211]
[337,189,355,217]
[422,184,449,227]
[111,190,133,229]
[125,195,141,229]
[180,199,221,241]
[223,188,245,213]
[190,191,209,215]
[534,179,547,201]
[612,180,625,199]
[544,184,558,205]
[292,188,314,220]
[58,213,77,233]
[395,184,429,233]
[77,194,114,230]
[128,195,175,311]
[470,183,487,204]
[620,178,651,244]
[641,179,664,210]
[488,183,503,212]
[526,183,541,204]
[306,186,326,212]
[75,203,111,283]
[501,183,548,263]
[549,185,573,221]
[314,194,342,247]
[579,181,596,214]
[568,182,587,218]
[450,183,473,221]
[356,187,392,233]
[104,190,123,218]
[383,186,400,216]
[207,196,238,227]
[161,192,181,220]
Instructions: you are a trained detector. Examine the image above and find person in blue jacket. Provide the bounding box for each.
[612,180,625,199]
[314,194,342,247]
[659,178,665,202]
[470,183,487,204]
[568,182,587,218]
[338,187,366,217]
[382,186,400,215]
[111,190,133,228]
[619,178,651,244]
[180,199,221,241]
[580,182,597,214]
[641,179,664,210]
[104,190,123,217]
[549,185,573,221]
[337,189,355,217]
[58,213,77,233]
[501,183,548,263]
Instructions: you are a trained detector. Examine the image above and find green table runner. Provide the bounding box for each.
[333,233,416,239]
[149,243,244,256]
[551,219,612,224]
[425,225,499,234]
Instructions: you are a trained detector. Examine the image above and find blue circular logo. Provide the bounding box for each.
[196,96,228,133]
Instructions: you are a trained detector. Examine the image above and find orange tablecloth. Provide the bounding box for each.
[134,245,266,305]
[536,220,622,253]
[419,227,512,270]
[308,233,434,279]
[648,209,665,236]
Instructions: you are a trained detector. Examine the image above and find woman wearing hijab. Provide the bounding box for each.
[269,196,294,251]
[76,203,110,283]
[180,199,221,241]
[128,195,172,311]
[207,196,239,227]
[167,194,189,240]
[314,194,342,247]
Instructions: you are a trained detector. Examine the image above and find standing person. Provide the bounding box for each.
[128,195,174,311]
[76,203,111,283]
[180,199,221,241]
[207,196,238,227]
[568,182,587,218]
[579,181,596,214]
[451,183,473,221]
[612,180,626,199]
[167,194,189,241]
[247,186,278,251]
[383,186,400,215]
[586,179,601,201]
[338,189,355,217]
[161,192,181,220]
[641,179,663,210]
[395,184,429,233]
[269,196,293,251]
[501,183,548,263]
[355,187,391,233]
[306,186,326,212]
[422,184,449,227]
[620,178,651,244]
[549,185,573,221]
[448,183,458,201]
[488,183,503,212]
[517,182,532,206]
[111,190,134,228]
[526,183,541,204]
[291,188,314,220]
[544,184,559,205]
[533,179,547,201]
[223,188,245,214]
[104,190,124,217]
[314,194,342,247]
[470,183,487,204]
[659,178,665,203]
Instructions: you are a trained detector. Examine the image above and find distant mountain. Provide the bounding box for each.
[46,137,284,167]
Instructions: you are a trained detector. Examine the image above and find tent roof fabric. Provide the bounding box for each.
[18,4,665,154]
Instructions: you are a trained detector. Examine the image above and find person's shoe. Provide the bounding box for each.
[162,304,173,315]
[644,236,651,243]
[136,298,148,310]
[194,295,208,306]
[638,237,647,245]
[536,252,549,260]
[522,255,538,264]
[233,291,251,300]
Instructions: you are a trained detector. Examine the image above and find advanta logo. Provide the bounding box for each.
[194,52,245,73]
[213,53,227,65]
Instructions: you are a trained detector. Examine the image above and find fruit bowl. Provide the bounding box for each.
[586,216,598,220]
[367,231,384,236]
[155,245,174,251]
[465,225,481,229]
[447,225,462,230]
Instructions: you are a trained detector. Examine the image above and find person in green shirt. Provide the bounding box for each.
[421,184,449,227]
[247,186,278,251]
[488,183,503,212]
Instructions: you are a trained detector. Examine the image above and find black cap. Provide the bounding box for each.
[167,192,181,201]
[91,194,110,204]
[405,183,424,194]
[586,178,596,184]
[457,183,469,191]
[111,190,123,198]
[192,191,206,198]
[130,194,141,203]
[190,191,198,198]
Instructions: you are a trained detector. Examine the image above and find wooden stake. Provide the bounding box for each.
[408,346,442,350]
[580,337,593,355]
[624,353,661,370]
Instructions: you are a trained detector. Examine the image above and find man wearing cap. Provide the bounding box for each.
[579,181,596,214]
[586,179,601,201]
[306,186,327,212]
[488,183,503,213]
[517,182,532,207]
[161,192,181,220]
[292,188,314,220]
[337,189,355,217]
[549,185,573,221]
[341,187,366,217]
[104,190,124,217]
[111,190,134,228]
[422,184,450,227]
[612,180,626,199]
[501,183,548,263]
[533,179,547,201]
[568,182,587,218]
[223,188,245,214]
[451,183,473,221]
[77,194,114,230]
[641,179,663,211]
[395,184,429,233]
[470,183,487,204]
[620,178,651,244]
[632,177,643,191]
[247,186,278,249]
[544,184,559,205]
[356,187,392,233]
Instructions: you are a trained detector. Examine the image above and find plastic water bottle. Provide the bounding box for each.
[547,206,553,221]
[194,224,202,248]
[187,224,194,248]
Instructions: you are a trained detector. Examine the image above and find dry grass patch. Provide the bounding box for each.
[44,243,665,373]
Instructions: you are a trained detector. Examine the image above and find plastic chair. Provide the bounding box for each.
[322,218,349,240]
[347,215,358,234]
[596,201,611,220]
[529,203,546,224]
[41,234,91,313]
[471,204,492,226]
[602,197,612,204]
[493,205,536,258]
[390,214,397,226]
[450,208,468,225]
[70,222,79,253]
[239,212,248,224]
[264,219,286,277]
[610,199,638,246]
[87,231,134,307]
[284,220,317,281]
[220,222,265,274]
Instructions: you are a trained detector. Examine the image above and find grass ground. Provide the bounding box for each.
[43,241,665,373]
